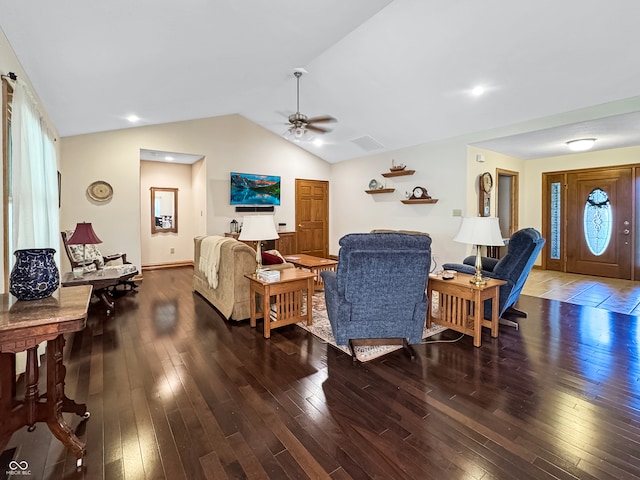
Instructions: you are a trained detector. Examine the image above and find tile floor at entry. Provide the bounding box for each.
[523,269,640,316]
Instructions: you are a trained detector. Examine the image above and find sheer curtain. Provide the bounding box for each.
[10,80,59,262]
[9,80,59,373]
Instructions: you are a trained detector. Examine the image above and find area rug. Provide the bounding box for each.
[297,292,447,362]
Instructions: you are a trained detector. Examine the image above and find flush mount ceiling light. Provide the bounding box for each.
[566,138,596,152]
[471,86,485,96]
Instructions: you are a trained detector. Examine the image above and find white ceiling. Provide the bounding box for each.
[2,0,640,163]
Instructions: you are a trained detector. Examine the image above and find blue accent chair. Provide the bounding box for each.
[320,232,432,360]
[442,227,545,328]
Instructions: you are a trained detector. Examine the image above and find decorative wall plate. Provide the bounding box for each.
[87,181,113,202]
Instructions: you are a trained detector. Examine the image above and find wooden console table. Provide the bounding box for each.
[0,286,92,467]
[225,231,297,255]
[246,269,315,338]
[427,273,506,347]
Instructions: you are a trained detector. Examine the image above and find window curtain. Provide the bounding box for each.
[9,80,59,374]
[9,80,59,264]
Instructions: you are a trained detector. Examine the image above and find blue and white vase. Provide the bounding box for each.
[9,248,60,301]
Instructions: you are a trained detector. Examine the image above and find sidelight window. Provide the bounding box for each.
[550,182,561,259]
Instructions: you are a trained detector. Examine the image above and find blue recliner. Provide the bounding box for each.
[320,232,432,360]
[442,227,545,328]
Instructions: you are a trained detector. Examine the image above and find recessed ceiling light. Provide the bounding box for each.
[471,86,484,96]
[313,138,324,147]
[566,138,596,152]
[127,114,140,123]
[165,156,174,161]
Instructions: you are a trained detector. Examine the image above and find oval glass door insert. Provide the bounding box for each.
[583,188,612,256]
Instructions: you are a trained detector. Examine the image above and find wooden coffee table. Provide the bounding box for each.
[283,254,338,291]
[427,273,506,347]
[246,269,316,339]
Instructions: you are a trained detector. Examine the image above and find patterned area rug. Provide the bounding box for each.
[297,292,447,362]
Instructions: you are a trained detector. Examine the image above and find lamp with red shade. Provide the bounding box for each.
[67,222,102,273]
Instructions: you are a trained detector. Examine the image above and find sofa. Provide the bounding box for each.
[193,235,293,321]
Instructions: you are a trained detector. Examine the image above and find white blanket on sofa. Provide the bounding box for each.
[199,236,234,288]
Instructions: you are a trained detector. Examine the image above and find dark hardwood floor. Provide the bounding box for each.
[3,266,640,479]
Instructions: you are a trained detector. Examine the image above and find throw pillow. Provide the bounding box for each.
[262,251,284,265]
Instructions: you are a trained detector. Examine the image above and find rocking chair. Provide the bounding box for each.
[61,229,138,292]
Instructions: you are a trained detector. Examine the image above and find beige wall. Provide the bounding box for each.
[329,136,470,266]
[60,114,331,272]
[328,138,640,267]
[140,160,200,266]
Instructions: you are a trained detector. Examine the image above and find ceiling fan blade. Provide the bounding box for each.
[307,115,337,124]
[306,124,331,134]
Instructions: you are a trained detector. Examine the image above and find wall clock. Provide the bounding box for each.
[478,172,492,216]
[87,180,113,202]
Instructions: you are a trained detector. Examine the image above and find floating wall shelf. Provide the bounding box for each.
[401,198,439,204]
[381,169,415,178]
[365,188,395,194]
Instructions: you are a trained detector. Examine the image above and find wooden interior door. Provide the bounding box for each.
[295,179,329,258]
[566,167,633,279]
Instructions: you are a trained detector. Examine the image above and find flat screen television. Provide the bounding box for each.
[230,172,281,206]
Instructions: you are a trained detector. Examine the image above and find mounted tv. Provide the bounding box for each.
[230,172,281,206]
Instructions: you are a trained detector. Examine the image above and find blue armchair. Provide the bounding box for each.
[320,232,432,360]
[442,227,545,328]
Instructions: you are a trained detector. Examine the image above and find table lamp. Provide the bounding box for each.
[67,222,102,272]
[238,215,280,273]
[453,216,504,286]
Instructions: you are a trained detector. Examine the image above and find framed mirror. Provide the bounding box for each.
[151,187,178,234]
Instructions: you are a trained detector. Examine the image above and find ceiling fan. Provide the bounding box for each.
[285,70,336,140]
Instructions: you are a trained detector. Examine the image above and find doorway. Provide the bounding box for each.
[294,179,329,258]
[496,169,519,238]
[543,165,636,280]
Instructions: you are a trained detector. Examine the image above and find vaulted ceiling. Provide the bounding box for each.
[2,1,640,163]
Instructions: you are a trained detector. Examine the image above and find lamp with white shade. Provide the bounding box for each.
[238,215,280,273]
[453,216,505,286]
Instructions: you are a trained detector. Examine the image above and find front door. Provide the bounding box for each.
[566,167,633,279]
[295,179,329,258]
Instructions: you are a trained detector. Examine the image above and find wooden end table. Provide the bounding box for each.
[427,273,506,347]
[0,285,92,467]
[283,254,338,291]
[246,269,316,338]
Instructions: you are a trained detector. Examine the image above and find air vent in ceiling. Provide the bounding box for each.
[351,135,384,151]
